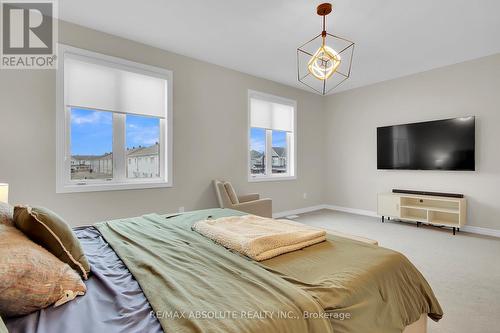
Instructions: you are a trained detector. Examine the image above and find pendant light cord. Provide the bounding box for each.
[322,14,326,46]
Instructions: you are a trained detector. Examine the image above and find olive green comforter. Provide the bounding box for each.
[95,208,442,333]
[261,233,443,333]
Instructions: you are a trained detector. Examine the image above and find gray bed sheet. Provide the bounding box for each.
[5,226,163,333]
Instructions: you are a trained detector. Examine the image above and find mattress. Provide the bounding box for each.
[5,226,162,333]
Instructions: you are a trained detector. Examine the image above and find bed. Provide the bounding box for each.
[5,208,442,333]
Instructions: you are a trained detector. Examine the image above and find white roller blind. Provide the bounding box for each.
[250,98,294,132]
[64,55,167,118]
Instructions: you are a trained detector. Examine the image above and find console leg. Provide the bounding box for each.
[453,227,456,235]
[388,217,391,221]
[416,222,420,227]
[457,228,460,233]
[382,216,385,223]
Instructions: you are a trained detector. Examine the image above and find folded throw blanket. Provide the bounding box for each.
[192,215,326,261]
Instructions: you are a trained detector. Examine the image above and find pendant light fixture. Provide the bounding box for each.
[297,3,354,95]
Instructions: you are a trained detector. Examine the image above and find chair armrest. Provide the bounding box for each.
[238,193,260,203]
[233,198,272,218]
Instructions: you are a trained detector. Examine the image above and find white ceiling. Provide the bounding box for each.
[60,0,500,94]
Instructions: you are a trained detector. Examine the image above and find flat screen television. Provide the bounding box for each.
[377,116,475,171]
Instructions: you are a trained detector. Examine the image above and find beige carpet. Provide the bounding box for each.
[295,209,500,333]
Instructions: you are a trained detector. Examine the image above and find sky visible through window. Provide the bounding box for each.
[126,114,160,149]
[250,128,265,152]
[71,108,112,156]
[272,130,286,149]
[250,128,286,152]
[71,111,283,157]
[71,108,160,156]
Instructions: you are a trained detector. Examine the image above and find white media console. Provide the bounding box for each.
[377,192,466,235]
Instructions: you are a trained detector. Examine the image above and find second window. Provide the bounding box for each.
[248,91,296,181]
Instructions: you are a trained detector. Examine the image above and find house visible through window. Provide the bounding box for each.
[272,130,287,174]
[57,45,172,193]
[250,128,266,175]
[126,114,160,179]
[248,90,296,181]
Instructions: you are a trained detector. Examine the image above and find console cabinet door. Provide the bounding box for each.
[378,195,400,217]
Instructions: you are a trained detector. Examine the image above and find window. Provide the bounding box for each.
[248,90,296,181]
[57,45,173,193]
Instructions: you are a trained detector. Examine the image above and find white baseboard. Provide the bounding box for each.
[324,204,379,218]
[461,225,500,238]
[273,205,327,219]
[275,204,500,238]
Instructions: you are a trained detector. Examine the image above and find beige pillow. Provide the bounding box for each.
[14,206,90,279]
[224,182,239,204]
[0,224,86,317]
[0,203,13,226]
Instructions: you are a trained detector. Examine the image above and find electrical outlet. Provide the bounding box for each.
[303,193,308,199]
[178,206,185,213]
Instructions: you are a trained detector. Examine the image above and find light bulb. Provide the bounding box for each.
[307,45,341,80]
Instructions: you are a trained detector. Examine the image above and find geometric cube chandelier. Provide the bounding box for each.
[297,3,355,95]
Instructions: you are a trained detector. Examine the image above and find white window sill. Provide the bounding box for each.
[248,175,296,183]
[56,180,172,193]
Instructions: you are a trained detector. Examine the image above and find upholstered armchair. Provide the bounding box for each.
[213,180,272,218]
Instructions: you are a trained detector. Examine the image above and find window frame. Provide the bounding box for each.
[56,44,173,193]
[247,90,297,182]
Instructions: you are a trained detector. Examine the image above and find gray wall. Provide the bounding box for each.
[324,54,500,230]
[1,20,499,230]
[0,21,325,225]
